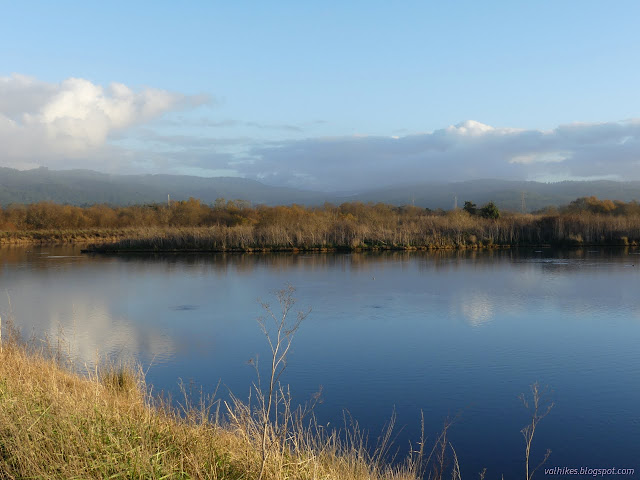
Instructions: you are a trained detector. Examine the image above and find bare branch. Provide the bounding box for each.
[521,382,554,480]
[254,284,310,480]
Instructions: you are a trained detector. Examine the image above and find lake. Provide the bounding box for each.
[1,245,639,477]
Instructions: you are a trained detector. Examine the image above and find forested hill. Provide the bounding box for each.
[2,166,640,211]
[0,167,330,206]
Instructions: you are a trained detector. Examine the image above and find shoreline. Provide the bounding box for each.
[80,243,639,254]
[0,229,635,252]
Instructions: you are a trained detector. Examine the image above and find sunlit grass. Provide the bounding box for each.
[0,332,426,479]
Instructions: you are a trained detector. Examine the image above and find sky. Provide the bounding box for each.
[1,1,640,191]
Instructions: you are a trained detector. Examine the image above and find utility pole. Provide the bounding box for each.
[521,191,526,213]
[454,195,458,210]
[168,194,171,207]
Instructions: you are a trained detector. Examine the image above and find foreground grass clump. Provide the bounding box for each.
[0,340,425,479]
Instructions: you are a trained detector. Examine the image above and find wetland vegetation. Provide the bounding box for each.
[1,196,639,251]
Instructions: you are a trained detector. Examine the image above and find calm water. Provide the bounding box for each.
[1,245,639,476]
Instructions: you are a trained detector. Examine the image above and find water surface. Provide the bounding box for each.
[1,245,639,476]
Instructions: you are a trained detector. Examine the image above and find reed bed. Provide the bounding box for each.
[84,212,640,253]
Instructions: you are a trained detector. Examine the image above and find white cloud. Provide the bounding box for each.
[0,74,209,169]
[445,120,495,136]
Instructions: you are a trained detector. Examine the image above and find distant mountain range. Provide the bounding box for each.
[1,166,640,212]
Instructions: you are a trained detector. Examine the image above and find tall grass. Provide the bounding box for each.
[85,211,640,253]
[0,332,433,479]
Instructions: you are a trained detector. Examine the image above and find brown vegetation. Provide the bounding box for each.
[1,196,639,250]
[0,340,446,479]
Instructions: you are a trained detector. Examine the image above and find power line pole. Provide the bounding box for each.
[521,191,526,213]
[453,195,458,210]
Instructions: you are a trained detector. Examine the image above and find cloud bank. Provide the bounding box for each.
[246,120,640,190]
[0,74,209,169]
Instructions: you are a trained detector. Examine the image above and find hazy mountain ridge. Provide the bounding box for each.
[351,179,640,211]
[0,167,331,207]
[1,167,640,211]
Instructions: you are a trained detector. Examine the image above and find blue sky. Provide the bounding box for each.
[2,1,640,190]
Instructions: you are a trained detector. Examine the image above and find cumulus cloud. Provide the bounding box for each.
[244,119,640,190]
[0,74,209,169]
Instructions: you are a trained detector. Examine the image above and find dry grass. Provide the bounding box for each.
[4,199,640,249]
[83,213,640,253]
[0,336,427,479]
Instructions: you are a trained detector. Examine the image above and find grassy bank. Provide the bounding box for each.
[0,339,428,479]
